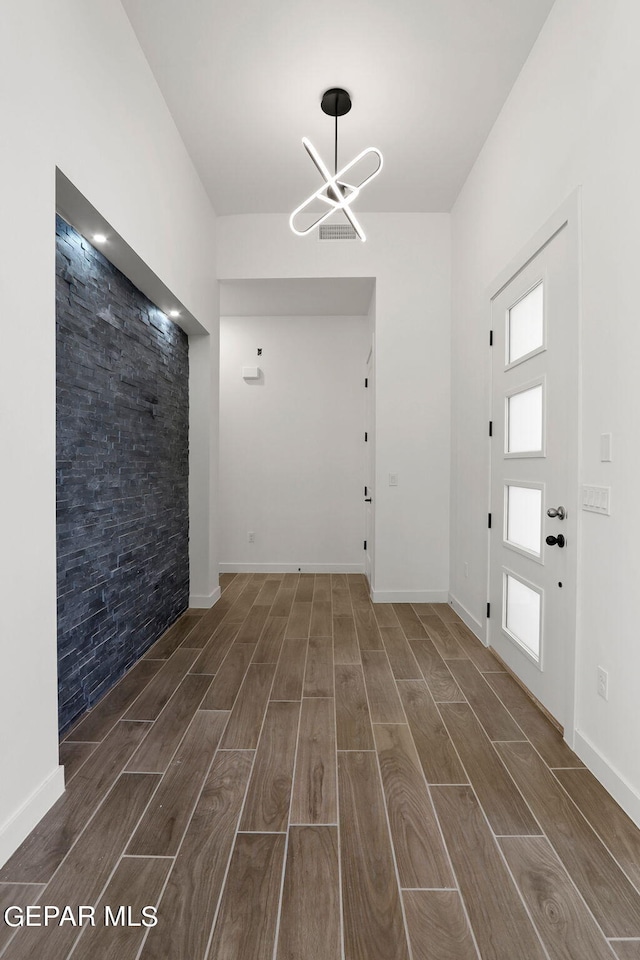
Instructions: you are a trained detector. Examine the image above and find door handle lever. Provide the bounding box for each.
[364,498,372,503]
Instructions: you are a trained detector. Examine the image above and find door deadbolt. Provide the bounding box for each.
[547,506,566,520]
[546,534,566,548]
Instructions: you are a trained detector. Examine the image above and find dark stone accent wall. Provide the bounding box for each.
[56,215,189,733]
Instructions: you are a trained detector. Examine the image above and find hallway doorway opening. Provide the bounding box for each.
[219,278,375,583]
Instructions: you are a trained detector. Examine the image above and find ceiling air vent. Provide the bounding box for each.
[318,223,358,241]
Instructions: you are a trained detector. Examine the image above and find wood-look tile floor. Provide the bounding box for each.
[2,572,640,959]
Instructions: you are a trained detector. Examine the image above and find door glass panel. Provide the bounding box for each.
[506,485,542,555]
[508,282,543,364]
[504,573,541,660]
[507,384,543,454]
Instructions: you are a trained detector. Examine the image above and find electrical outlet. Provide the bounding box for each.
[597,666,608,700]
[248,531,255,543]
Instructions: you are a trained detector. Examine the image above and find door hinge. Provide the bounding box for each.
[489,420,493,437]
[364,540,367,550]
[365,377,368,387]
[489,329,493,346]
[486,602,491,619]
[364,431,368,442]
[488,512,492,529]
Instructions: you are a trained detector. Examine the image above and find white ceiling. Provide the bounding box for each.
[121,0,555,215]
[220,278,374,317]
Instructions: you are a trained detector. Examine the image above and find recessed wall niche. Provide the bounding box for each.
[55,215,189,733]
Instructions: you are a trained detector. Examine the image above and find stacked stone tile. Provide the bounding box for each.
[55,216,189,732]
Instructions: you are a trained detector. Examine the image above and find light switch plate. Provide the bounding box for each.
[600,433,612,462]
[582,485,611,515]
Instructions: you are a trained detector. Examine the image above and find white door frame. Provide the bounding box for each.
[364,347,375,589]
[486,189,582,748]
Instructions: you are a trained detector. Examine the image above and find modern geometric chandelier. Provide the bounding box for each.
[289,88,383,242]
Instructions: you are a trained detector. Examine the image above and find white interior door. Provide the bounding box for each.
[364,349,374,585]
[489,219,578,729]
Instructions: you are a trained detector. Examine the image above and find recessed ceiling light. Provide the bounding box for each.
[168,309,180,318]
[93,233,107,244]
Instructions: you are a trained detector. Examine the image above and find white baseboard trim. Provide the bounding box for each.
[573,730,640,828]
[449,594,484,641]
[370,589,449,603]
[219,563,365,574]
[0,764,65,869]
[189,586,221,609]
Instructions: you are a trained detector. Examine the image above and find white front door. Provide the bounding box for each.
[488,213,579,729]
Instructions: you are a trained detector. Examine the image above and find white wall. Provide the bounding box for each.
[0,0,217,866]
[219,315,369,571]
[450,0,640,820]
[217,214,451,602]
